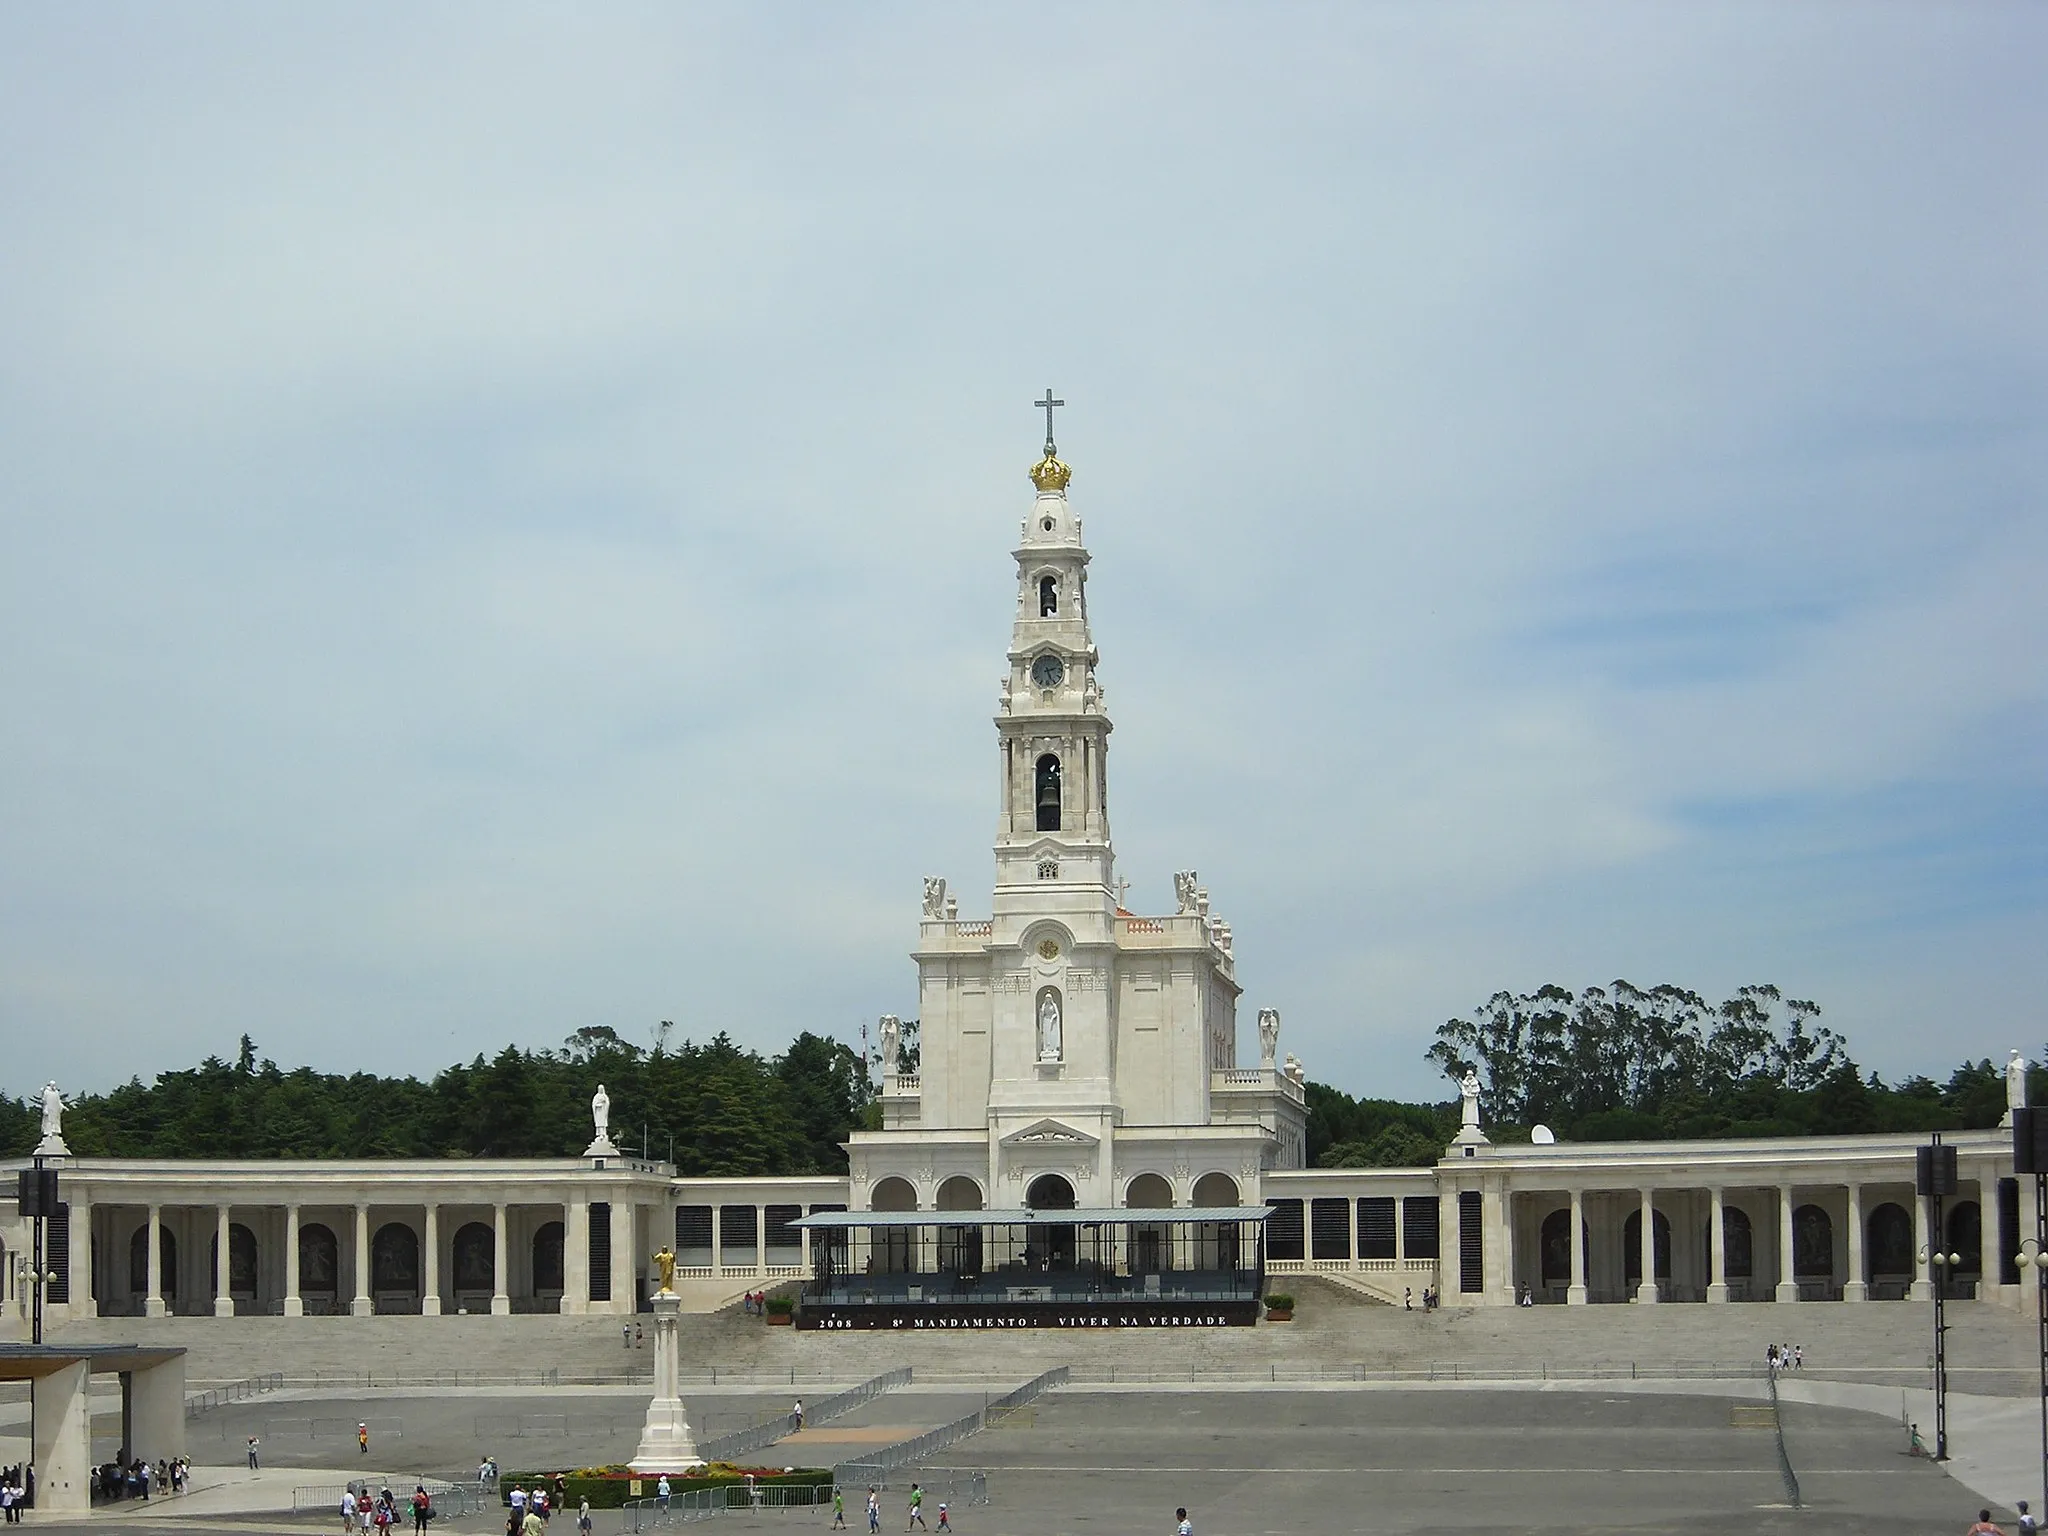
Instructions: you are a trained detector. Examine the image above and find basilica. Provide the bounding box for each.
[1,423,2035,1331]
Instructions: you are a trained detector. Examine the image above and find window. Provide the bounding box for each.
[1035,754,1061,832]
[1039,575,1058,616]
[1037,860,1059,880]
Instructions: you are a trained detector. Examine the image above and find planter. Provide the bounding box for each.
[765,1312,792,1326]
[1265,1308,1293,1322]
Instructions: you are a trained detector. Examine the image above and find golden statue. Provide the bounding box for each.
[652,1245,677,1293]
[1029,452,1072,493]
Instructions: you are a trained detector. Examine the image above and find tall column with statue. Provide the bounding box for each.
[630,1245,705,1472]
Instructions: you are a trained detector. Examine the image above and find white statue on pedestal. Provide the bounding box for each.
[1256,1009,1280,1070]
[879,1016,900,1079]
[585,1082,619,1158]
[1174,871,1200,915]
[2006,1049,2030,1128]
[1037,991,1063,1062]
[1452,1067,1491,1146]
[630,1288,704,1473]
[35,1081,69,1157]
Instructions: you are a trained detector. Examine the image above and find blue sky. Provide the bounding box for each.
[1,4,2042,1102]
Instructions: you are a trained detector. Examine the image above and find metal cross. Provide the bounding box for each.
[1114,877,1131,909]
[1035,389,1064,453]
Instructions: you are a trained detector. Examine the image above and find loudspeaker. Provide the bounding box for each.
[17,1168,59,1217]
[1916,1143,1958,1196]
[2016,1109,2048,1177]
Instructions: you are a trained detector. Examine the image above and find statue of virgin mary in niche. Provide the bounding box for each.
[1037,990,1062,1062]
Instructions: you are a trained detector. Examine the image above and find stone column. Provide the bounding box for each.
[1394,1198,1407,1265]
[492,1203,511,1316]
[284,1205,302,1316]
[710,1206,723,1274]
[1567,1189,1587,1305]
[352,1203,373,1316]
[611,1200,637,1312]
[564,1200,590,1315]
[31,1359,91,1512]
[1346,1197,1359,1268]
[1910,1194,1932,1301]
[1774,1186,1798,1303]
[214,1204,234,1316]
[1486,1185,1512,1303]
[145,1204,165,1318]
[67,1189,92,1318]
[1844,1184,1866,1302]
[1707,1187,1729,1303]
[422,1205,442,1316]
[1636,1189,1659,1303]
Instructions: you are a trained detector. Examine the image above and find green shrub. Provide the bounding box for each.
[764,1295,794,1316]
[1263,1293,1294,1310]
[501,1468,829,1510]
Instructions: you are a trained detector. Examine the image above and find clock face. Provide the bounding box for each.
[1031,653,1065,689]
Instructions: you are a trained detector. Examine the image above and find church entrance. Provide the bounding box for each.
[1025,1175,1077,1271]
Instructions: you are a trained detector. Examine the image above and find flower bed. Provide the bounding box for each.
[501,1466,830,1510]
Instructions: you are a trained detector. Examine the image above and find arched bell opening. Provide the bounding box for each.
[1035,754,1062,832]
[1039,574,1058,616]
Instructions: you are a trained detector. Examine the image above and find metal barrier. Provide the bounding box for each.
[1765,1367,1803,1508]
[186,1372,284,1416]
[268,1416,406,1440]
[474,1413,639,1441]
[696,1367,913,1464]
[622,1483,833,1529]
[291,1476,464,1515]
[832,1367,1068,1490]
[1058,1360,1773,1384]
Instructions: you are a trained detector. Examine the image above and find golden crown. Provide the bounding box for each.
[1029,452,1072,493]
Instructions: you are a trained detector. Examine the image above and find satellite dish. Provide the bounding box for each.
[1530,1124,1556,1145]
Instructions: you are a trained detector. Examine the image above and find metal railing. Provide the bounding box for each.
[1054,1359,1773,1384]
[1765,1367,1803,1508]
[185,1372,283,1416]
[697,1367,912,1464]
[291,1476,468,1515]
[475,1413,639,1441]
[622,1483,834,1529]
[833,1367,1067,1488]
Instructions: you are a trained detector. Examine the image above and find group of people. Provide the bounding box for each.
[829,1482,949,1532]
[91,1456,189,1502]
[0,1469,30,1523]
[1402,1286,1441,1311]
[507,1477,590,1536]
[1967,1504,2039,1536]
[739,1290,774,1315]
[1765,1342,1805,1371]
[340,1484,434,1534]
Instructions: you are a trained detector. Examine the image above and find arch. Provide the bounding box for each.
[1539,1208,1588,1285]
[935,1176,983,1212]
[129,1225,178,1299]
[1867,1203,1912,1279]
[1622,1209,1673,1282]
[1027,1174,1077,1210]
[209,1223,259,1296]
[371,1221,420,1292]
[299,1222,339,1294]
[1126,1173,1173,1209]
[870,1177,918,1212]
[1792,1204,1834,1278]
[532,1221,565,1293]
[1946,1201,1982,1274]
[452,1222,494,1292]
[1191,1172,1240,1208]
[1035,754,1062,832]
[1024,1174,1076,1271]
[934,1176,983,1276]
[1038,574,1058,617]
[1723,1206,1754,1279]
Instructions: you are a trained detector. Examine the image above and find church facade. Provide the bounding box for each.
[0,429,2036,1331]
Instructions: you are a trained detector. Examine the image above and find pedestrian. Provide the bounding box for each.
[867,1486,880,1534]
[832,1488,846,1529]
[2017,1501,2037,1535]
[1968,1512,2004,1536]
[1176,1507,1193,1536]
[907,1481,927,1531]
[2,1482,14,1526]
[359,1423,370,1456]
[248,1437,261,1470]
[793,1398,805,1432]
[509,1487,527,1523]
[936,1502,950,1531]
[577,1499,593,1536]
[1793,1344,1803,1370]
[634,1323,644,1349]
[342,1491,359,1536]
[414,1486,432,1531]
[522,1505,545,1536]
[622,1323,632,1351]
[656,1476,671,1517]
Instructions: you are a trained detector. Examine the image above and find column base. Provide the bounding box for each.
[1566,1284,1587,1306]
[422,1296,442,1316]
[491,1294,511,1317]
[1908,1280,1931,1301]
[1706,1283,1729,1304]
[1635,1283,1659,1304]
[214,1296,235,1318]
[1843,1281,1868,1302]
[144,1297,166,1318]
[351,1296,373,1316]
[283,1296,304,1317]
[1774,1282,1799,1303]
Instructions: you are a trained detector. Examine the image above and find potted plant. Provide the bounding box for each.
[1263,1292,1294,1322]
[764,1295,795,1326]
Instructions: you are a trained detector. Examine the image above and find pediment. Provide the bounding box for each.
[998,1117,1100,1148]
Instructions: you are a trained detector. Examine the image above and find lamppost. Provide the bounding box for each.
[2015,1105,2048,1512]
[1918,1134,1959,1461]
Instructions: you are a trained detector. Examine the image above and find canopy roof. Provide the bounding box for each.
[790,1206,1270,1230]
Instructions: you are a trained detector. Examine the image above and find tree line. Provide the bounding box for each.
[3,984,2033,1174]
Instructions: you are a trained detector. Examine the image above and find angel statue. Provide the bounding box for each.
[922,877,948,919]
[1173,871,1199,915]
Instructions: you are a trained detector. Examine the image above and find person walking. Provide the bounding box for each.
[359,1423,370,1456]
[1968,1513,2004,1536]
[1176,1507,1194,1536]
[577,1499,592,1536]
[907,1482,927,1531]
[341,1491,358,1536]
[831,1488,846,1529]
[247,1437,260,1470]
[793,1399,805,1432]
[1403,1287,1412,1311]
[656,1476,671,1519]
[413,1486,431,1532]
[866,1486,880,1533]
[2017,1501,2037,1535]
[935,1502,950,1531]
